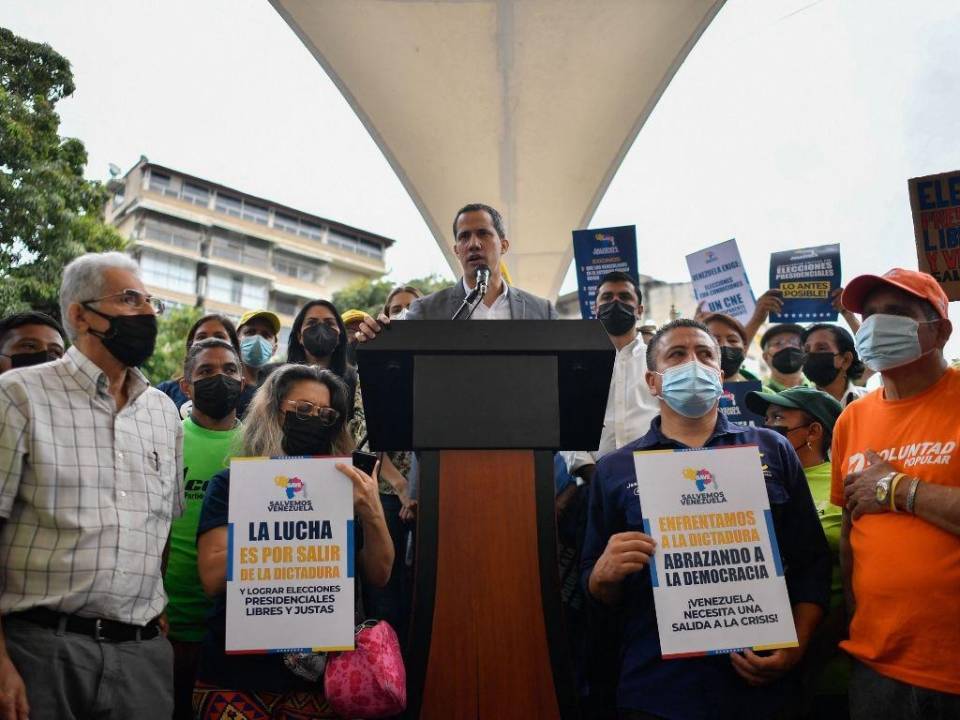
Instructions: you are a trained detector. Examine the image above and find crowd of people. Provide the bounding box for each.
[0,201,956,719]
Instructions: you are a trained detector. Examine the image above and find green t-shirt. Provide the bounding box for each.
[763,376,811,393]
[805,461,849,695]
[164,417,241,641]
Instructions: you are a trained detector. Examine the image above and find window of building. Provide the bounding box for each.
[271,293,301,317]
[242,202,269,226]
[215,193,243,218]
[180,182,209,207]
[148,171,177,197]
[138,251,196,295]
[207,268,267,308]
[298,220,324,242]
[142,218,202,253]
[210,234,244,263]
[272,251,319,283]
[357,238,384,260]
[274,212,300,235]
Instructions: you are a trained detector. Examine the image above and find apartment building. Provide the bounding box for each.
[104,157,394,347]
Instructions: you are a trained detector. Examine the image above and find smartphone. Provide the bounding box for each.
[352,450,378,476]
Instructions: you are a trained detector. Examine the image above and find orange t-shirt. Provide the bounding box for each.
[830,367,960,694]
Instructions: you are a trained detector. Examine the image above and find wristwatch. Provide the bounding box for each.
[875,471,896,506]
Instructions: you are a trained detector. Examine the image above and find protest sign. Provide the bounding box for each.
[226,456,355,654]
[909,170,960,300]
[634,445,798,659]
[685,239,755,322]
[719,381,764,428]
[572,225,639,319]
[768,244,841,322]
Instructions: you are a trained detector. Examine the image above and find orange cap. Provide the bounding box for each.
[841,268,949,319]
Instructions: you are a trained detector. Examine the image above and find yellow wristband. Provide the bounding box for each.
[889,473,906,512]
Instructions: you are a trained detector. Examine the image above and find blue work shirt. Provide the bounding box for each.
[581,413,830,720]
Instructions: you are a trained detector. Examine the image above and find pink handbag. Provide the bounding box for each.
[324,620,407,718]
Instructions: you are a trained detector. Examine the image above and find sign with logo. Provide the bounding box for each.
[226,456,355,654]
[719,381,764,428]
[685,239,756,322]
[768,244,841,322]
[572,225,639,319]
[908,170,960,300]
[633,445,798,658]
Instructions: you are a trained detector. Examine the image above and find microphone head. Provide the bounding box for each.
[475,264,491,284]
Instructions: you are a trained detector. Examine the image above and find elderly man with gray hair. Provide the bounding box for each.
[0,251,183,719]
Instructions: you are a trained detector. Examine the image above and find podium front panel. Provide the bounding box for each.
[413,355,560,449]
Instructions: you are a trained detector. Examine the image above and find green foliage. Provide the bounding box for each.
[141,305,202,384]
[0,27,127,319]
[332,274,454,317]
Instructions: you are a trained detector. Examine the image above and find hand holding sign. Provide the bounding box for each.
[592,531,657,585]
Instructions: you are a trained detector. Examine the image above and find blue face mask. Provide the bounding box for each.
[240,335,274,368]
[656,359,723,418]
[855,313,931,372]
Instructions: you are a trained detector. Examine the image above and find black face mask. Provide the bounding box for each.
[84,307,158,367]
[597,301,637,337]
[301,323,339,359]
[803,352,841,387]
[2,350,59,369]
[719,346,745,379]
[281,412,336,456]
[192,374,242,420]
[770,346,805,374]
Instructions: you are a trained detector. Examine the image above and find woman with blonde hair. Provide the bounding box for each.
[193,363,393,719]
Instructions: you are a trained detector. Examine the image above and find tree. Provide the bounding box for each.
[332,274,454,317]
[0,27,126,319]
[141,305,202,384]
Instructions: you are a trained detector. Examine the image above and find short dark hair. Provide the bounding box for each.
[183,337,240,381]
[646,318,717,371]
[0,312,66,350]
[760,323,804,351]
[801,323,865,380]
[452,203,506,240]
[597,271,642,304]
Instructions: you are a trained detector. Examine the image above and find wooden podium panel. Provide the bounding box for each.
[408,450,576,719]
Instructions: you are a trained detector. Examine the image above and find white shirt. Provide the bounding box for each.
[563,336,660,472]
[0,346,184,625]
[461,277,511,320]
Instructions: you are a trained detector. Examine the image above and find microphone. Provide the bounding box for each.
[474,264,491,299]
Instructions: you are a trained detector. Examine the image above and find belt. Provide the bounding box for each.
[9,607,161,642]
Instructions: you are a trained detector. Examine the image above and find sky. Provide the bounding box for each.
[3,0,960,358]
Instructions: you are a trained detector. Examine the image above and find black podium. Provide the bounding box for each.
[356,320,613,720]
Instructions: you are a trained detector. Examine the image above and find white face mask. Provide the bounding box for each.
[855,313,934,372]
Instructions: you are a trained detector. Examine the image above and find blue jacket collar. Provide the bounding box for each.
[633,412,747,450]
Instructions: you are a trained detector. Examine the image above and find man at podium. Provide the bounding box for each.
[356,203,557,335]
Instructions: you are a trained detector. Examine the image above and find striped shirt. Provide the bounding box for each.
[0,346,184,625]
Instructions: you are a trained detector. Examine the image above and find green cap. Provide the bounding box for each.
[745,386,843,432]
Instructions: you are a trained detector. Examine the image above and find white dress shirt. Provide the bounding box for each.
[462,277,511,320]
[0,346,184,625]
[563,336,660,473]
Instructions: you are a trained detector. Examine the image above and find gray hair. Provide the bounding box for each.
[241,363,353,457]
[59,252,140,340]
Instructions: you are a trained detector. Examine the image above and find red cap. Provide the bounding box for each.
[841,268,949,319]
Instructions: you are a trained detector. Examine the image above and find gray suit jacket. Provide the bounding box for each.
[404,281,559,320]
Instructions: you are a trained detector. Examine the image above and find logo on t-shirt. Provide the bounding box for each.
[847,441,956,472]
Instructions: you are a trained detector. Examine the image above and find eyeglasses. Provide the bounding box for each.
[283,400,340,426]
[82,289,165,315]
[767,337,802,351]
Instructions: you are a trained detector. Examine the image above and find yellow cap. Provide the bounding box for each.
[341,309,368,325]
[238,310,281,334]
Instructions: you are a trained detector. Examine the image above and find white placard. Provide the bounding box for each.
[633,445,797,658]
[226,456,355,653]
[685,238,756,322]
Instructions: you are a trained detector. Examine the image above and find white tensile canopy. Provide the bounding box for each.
[270,0,725,298]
